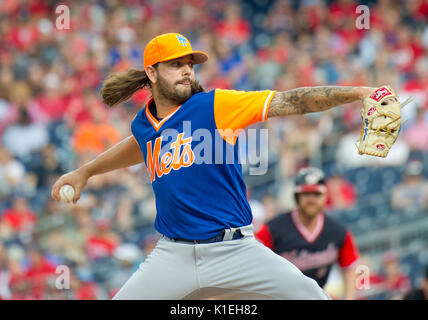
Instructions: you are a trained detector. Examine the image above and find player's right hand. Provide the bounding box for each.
[51,168,90,204]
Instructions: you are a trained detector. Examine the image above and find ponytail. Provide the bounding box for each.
[100,68,152,107]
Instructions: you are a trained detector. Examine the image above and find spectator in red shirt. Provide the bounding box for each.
[6,19,40,52]
[407,0,428,23]
[1,196,37,233]
[325,173,357,211]
[328,0,359,31]
[378,252,412,300]
[24,246,56,300]
[35,75,69,122]
[403,58,428,108]
[215,3,251,47]
[8,258,32,300]
[71,275,102,300]
[391,26,424,75]
[85,219,121,261]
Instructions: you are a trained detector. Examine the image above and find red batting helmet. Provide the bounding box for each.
[294,167,327,201]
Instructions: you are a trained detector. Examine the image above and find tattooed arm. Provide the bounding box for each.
[267,86,376,118]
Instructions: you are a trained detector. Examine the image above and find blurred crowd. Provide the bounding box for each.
[0,0,427,299]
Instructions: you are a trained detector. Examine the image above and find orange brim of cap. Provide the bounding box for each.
[157,50,209,65]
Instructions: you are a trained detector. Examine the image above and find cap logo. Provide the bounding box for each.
[305,174,319,185]
[176,35,188,47]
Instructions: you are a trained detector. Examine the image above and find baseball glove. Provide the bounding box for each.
[356,85,412,158]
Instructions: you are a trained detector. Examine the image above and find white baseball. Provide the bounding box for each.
[59,184,75,203]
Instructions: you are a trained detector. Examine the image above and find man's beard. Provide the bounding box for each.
[156,74,206,105]
[298,203,322,219]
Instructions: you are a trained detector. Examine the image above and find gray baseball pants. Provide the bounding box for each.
[113,225,331,300]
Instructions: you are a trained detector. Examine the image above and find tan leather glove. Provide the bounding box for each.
[356,85,412,158]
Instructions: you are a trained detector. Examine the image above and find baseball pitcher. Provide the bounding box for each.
[51,33,403,299]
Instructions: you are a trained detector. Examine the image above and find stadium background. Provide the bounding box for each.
[0,0,427,300]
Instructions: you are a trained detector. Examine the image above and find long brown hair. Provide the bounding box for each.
[101,64,206,107]
[100,67,155,107]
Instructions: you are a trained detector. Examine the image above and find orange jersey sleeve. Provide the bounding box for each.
[214,89,276,145]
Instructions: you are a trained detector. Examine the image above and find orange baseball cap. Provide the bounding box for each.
[143,33,209,69]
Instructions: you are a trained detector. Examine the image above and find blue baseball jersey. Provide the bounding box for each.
[131,88,276,240]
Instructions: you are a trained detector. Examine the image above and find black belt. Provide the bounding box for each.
[169,228,244,244]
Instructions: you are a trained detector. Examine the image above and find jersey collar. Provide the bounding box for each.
[145,97,182,132]
[291,209,325,243]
